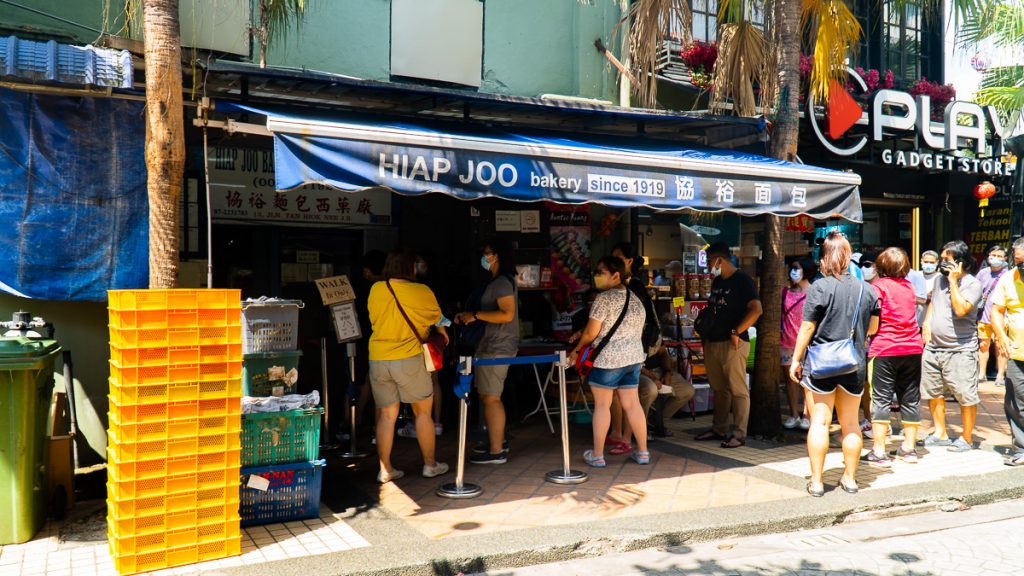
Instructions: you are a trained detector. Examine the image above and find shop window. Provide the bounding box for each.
[672,0,765,43]
[390,0,483,87]
[882,0,929,86]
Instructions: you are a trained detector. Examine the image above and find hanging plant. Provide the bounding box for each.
[908,78,957,121]
[681,40,718,90]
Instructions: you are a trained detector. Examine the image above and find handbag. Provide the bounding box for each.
[694,302,731,341]
[575,289,631,379]
[804,280,865,380]
[386,280,445,372]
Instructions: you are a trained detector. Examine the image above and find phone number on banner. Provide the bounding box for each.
[587,174,666,198]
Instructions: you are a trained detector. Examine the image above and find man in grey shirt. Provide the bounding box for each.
[920,241,983,452]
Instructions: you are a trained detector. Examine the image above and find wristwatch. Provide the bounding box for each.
[730,329,739,336]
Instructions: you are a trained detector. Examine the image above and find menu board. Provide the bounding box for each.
[549,206,591,293]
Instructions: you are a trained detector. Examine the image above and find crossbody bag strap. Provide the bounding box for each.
[385,280,426,345]
[592,288,631,358]
[983,269,1006,300]
[848,280,865,338]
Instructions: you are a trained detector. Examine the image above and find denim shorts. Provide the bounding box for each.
[588,364,641,390]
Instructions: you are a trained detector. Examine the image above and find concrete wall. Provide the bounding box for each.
[0,0,119,44]
[0,295,110,468]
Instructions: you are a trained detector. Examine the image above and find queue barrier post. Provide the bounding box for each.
[319,337,341,452]
[340,341,368,459]
[437,356,483,499]
[544,350,588,485]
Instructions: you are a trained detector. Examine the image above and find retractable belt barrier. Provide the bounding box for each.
[437,351,588,500]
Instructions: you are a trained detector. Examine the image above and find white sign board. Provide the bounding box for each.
[495,210,521,232]
[315,275,357,305]
[520,210,540,233]
[208,147,392,226]
[331,301,363,343]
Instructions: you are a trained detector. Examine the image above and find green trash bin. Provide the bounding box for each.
[0,337,61,544]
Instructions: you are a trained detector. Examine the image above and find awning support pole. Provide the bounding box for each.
[201,98,214,289]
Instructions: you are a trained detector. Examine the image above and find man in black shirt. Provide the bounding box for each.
[694,242,763,447]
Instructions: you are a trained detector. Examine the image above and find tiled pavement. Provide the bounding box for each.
[0,380,1014,574]
[0,505,368,576]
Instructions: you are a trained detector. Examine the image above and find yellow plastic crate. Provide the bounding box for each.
[107,468,239,501]
[109,378,242,406]
[107,448,240,483]
[107,500,239,538]
[108,289,241,311]
[110,535,241,575]
[108,396,242,425]
[107,485,238,518]
[107,429,241,462]
[108,411,240,444]
[109,325,243,349]
[109,343,243,368]
[109,361,242,387]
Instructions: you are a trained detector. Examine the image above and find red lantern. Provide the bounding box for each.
[974,181,996,216]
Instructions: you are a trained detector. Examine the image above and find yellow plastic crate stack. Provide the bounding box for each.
[106,289,244,575]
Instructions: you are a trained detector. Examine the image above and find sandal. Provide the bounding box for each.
[695,430,727,442]
[629,450,650,465]
[721,436,745,449]
[608,441,633,455]
[583,449,606,468]
[806,481,825,497]
[839,477,859,494]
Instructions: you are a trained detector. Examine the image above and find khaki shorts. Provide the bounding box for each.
[979,323,994,341]
[921,348,980,406]
[475,364,510,397]
[369,356,433,407]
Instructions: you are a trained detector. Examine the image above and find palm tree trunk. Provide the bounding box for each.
[259,0,269,68]
[748,0,802,438]
[143,0,184,288]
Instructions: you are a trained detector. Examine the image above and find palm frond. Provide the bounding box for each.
[261,0,309,46]
[617,0,691,108]
[710,21,769,116]
[802,0,862,102]
[717,0,746,24]
[976,64,1024,114]
[958,0,1024,49]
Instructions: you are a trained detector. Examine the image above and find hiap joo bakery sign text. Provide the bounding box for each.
[809,67,1015,176]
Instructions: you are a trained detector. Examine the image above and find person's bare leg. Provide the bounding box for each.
[961,404,977,445]
[860,385,871,423]
[901,424,919,453]
[836,389,864,489]
[929,398,948,439]
[590,387,614,457]
[617,388,648,453]
[807,391,836,488]
[431,372,442,428]
[871,422,889,457]
[481,394,506,454]
[609,394,625,444]
[979,338,991,381]
[785,372,801,418]
[376,403,400,473]
[411,397,437,466]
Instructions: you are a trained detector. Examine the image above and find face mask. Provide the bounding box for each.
[593,274,609,290]
[939,261,954,276]
[789,268,803,283]
[922,263,937,274]
[861,266,876,280]
[415,262,428,276]
[1017,261,1024,275]
[710,266,722,278]
[989,257,1005,269]
[480,255,491,271]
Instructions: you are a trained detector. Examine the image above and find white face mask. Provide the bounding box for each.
[861,266,876,280]
[789,268,803,283]
[710,266,722,277]
[922,262,937,274]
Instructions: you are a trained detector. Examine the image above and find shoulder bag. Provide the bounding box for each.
[803,279,865,380]
[575,289,631,380]
[386,280,446,372]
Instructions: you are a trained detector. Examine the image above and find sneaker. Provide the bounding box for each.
[799,418,811,430]
[377,468,404,483]
[890,447,918,463]
[861,420,874,440]
[783,416,799,429]
[422,462,449,478]
[472,440,509,454]
[396,421,417,438]
[469,451,508,465]
[947,437,974,452]
[995,378,1005,388]
[917,434,953,447]
[861,450,892,468]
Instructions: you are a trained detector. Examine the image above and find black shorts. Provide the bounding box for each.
[869,354,922,424]
[801,371,864,397]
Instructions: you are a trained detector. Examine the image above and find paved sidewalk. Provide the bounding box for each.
[1,380,1019,576]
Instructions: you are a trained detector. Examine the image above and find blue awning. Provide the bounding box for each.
[217,103,863,222]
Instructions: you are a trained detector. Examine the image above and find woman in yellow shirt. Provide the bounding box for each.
[368,251,449,483]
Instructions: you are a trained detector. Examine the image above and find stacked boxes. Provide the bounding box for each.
[239,299,324,526]
[107,290,243,575]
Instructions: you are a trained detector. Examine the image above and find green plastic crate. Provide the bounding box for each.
[240,408,323,467]
[242,350,302,397]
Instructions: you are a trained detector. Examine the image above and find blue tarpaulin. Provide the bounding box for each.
[0,87,148,301]
[219,103,862,222]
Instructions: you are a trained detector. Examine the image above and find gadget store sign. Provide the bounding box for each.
[808,68,1016,177]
